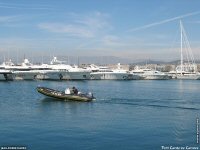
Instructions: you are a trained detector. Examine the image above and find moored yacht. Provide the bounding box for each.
[90,63,132,80]
[65,65,91,80]
[37,57,91,80]
[131,66,171,80]
[169,20,200,80]
[0,59,51,80]
[143,69,171,80]
[168,64,200,80]
[15,59,53,80]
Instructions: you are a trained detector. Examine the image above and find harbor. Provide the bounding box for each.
[1,57,200,81]
[0,1,200,150]
[1,21,200,81]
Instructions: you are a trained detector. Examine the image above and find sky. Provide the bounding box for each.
[0,0,200,63]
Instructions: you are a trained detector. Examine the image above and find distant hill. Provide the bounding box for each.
[55,55,133,65]
[2,54,200,65]
[131,59,200,65]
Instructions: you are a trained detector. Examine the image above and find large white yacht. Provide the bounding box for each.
[0,59,51,80]
[0,59,37,80]
[90,63,133,80]
[37,57,91,80]
[131,66,171,80]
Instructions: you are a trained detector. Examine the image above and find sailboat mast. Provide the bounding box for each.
[180,20,183,75]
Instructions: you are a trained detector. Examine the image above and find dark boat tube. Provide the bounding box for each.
[37,87,95,102]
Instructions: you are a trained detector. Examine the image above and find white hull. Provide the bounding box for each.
[176,74,200,80]
[131,74,145,80]
[13,71,40,80]
[62,71,91,80]
[36,70,91,80]
[143,75,171,80]
[90,72,130,80]
[36,70,63,80]
[0,74,6,80]
[0,70,13,81]
[0,74,11,80]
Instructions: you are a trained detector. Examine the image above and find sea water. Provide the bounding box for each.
[0,80,199,150]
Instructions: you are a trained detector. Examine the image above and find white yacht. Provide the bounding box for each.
[37,57,91,80]
[131,66,171,80]
[143,69,171,80]
[15,59,53,80]
[90,63,132,80]
[169,20,200,80]
[66,65,91,80]
[168,64,200,80]
[0,59,51,80]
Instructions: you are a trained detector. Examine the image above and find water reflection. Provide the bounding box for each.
[38,97,95,115]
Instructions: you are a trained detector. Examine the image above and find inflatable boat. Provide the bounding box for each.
[37,87,95,102]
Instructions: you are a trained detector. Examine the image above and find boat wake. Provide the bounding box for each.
[96,97,200,111]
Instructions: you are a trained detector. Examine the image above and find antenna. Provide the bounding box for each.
[42,53,44,64]
[77,56,79,67]
[17,49,18,65]
[8,49,10,62]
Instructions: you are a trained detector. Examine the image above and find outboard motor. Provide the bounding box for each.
[87,92,93,98]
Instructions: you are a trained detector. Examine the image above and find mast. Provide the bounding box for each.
[17,49,18,65]
[42,54,43,64]
[77,56,79,67]
[180,20,183,75]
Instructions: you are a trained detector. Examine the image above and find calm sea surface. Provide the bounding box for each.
[0,80,199,150]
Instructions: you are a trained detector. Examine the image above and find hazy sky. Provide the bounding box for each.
[0,0,200,62]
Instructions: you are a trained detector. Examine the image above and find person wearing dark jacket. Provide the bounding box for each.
[72,87,78,94]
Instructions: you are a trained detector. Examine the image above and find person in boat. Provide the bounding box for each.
[72,87,78,95]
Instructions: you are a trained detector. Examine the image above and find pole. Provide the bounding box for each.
[180,20,183,75]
